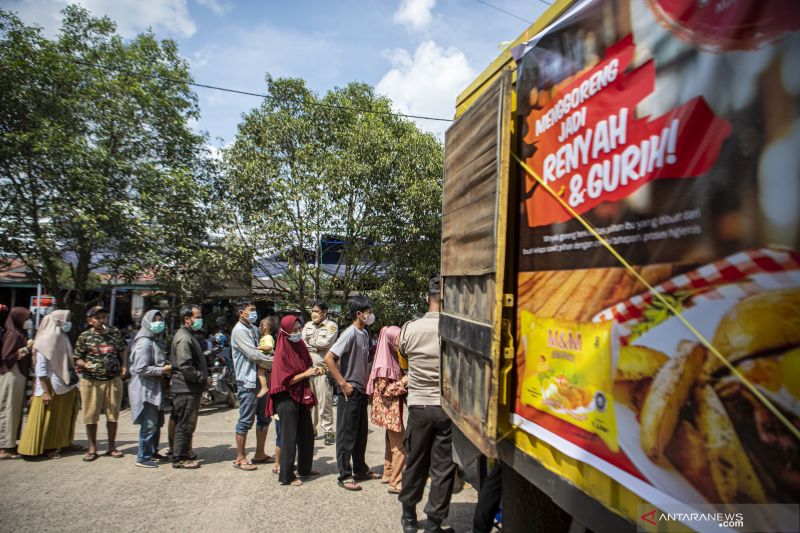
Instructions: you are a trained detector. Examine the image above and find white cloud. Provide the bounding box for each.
[5,0,197,38]
[194,0,227,15]
[377,40,474,134]
[393,0,436,30]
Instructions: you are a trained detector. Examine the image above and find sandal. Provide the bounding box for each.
[83,452,99,462]
[46,450,62,459]
[172,460,201,469]
[233,461,257,471]
[0,450,21,460]
[104,449,124,458]
[337,479,363,491]
[353,470,380,481]
[251,455,275,464]
[272,467,280,474]
[388,485,401,494]
[186,451,197,460]
[286,479,303,486]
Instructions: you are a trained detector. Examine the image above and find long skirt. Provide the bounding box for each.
[18,388,79,456]
[0,365,27,449]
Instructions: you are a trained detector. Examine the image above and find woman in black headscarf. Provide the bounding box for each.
[0,307,33,459]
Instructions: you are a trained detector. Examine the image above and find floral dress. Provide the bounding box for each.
[370,377,406,433]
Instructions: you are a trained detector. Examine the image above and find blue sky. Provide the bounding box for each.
[4,0,549,142]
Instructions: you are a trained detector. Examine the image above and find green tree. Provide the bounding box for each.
[218,76,443,323]
[0,6,213,322]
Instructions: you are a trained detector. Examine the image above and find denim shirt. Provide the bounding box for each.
[231,321,272,389]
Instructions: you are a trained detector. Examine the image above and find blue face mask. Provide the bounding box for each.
[247,311,258,324]
[61,322,72,333]
[149,321,165,335]
[191,318,203,331]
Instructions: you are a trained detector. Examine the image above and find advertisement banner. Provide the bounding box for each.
[514,1,800,531]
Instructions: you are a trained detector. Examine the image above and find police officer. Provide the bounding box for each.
[398,276,455,533]
[302,299,338,445]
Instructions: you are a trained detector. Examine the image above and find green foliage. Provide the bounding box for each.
[217,76,443,324]
[0,7,216,317]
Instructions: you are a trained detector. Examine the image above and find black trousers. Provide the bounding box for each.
[275,392,314,484]
[171,392,201,462]
[473,464,503,533]
[335,390,369,481]
[399,405,457,522]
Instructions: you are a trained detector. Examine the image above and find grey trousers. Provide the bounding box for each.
[0,365,26,449]
[309,372,334,434]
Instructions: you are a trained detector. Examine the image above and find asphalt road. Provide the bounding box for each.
[0,403,478,533]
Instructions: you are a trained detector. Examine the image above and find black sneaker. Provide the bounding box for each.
[324,432,335,446]
[152,452,168,462]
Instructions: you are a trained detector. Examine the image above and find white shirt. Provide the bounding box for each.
[34,351,77,396]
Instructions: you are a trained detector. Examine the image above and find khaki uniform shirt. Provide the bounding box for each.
[398,312,441,406]
[303,318,338,365]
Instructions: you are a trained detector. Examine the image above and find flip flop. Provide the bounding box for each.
[186,451,198,460]
[233,461,257,471]
[353,470,380,481]
[104,450,124,458]
[83,452,99,462]
[288,479,303,486]
[388,485,401,494]
[0,451,21,460]
[46,450,62,459]
[251,456,275,464]
[272,467,280,474]
[338,480,363,491]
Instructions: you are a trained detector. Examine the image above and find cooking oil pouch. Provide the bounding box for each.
[520,312,619,452]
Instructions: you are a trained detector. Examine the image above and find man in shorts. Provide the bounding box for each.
[74,305,127,462]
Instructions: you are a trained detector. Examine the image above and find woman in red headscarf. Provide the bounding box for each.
[266,315,324,486]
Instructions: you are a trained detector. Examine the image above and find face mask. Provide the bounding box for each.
[149,321,165,335]
[247,311,258,324]
[289,332,302,342]
[22,319,33,330]
[191,318,203,331]
[362,313,376,326]
[61,322,72,333]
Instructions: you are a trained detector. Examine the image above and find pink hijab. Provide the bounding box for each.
[366,326,401,395]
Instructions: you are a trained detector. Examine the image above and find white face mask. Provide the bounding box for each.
[289,332,302,342]
[22,319,33,330]
[362,313,376,326]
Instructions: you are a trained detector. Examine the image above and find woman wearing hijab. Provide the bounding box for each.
[18,310,81,458]
[265,315,323,486]
[366,326,407,494]
[0,307,33,459]
[128,310,172,468]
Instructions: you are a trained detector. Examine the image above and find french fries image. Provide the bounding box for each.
[694,384,768,504]
[640,341,706,465]
[665,420,718,502]
[613,345,668,412]
[616,345,669,381]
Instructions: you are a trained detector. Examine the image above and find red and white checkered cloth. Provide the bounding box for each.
[592,248,800,332]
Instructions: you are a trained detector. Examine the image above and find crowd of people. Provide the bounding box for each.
[0,276,461,533]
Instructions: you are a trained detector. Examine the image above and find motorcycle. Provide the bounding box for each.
[201,334,237,408]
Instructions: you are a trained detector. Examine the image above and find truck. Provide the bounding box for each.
[439,1,800,532]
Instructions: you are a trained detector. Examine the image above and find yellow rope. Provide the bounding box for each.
[512,152,800,441]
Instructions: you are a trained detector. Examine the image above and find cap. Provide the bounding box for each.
[428,274,441,295]
[86,305,109,318]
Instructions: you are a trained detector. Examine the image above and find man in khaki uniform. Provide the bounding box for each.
[398,276,455,533]
[302,300,338,445]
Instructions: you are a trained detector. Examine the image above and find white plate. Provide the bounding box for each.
[615,296,742,502]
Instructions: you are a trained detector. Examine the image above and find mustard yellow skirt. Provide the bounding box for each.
[18,388,79,456]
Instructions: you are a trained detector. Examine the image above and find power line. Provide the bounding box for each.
[69,58,454,123]
[474,0,537,24]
